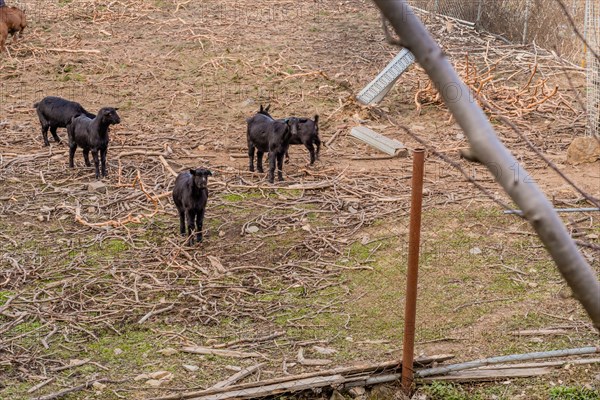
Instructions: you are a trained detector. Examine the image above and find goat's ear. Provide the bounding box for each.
[265,104,271,112]
[259,105,264,112]
[114,107,119,111]
[208,170,213,176]
[189,169,196,175]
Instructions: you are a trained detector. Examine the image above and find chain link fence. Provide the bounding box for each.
[585,0,599,136]
[408,0,599,136]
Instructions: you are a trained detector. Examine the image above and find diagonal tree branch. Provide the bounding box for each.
[371,0,600,330]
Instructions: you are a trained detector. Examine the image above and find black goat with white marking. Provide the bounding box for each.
[67,107,120,180]
[246,104,298,183]
[172,168,212,244]
[257,106,321,165]
[33,96,96,146]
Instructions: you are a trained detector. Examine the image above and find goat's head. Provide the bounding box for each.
[189,168,212,190]
[284,117,299,137]
[100,107,121,125]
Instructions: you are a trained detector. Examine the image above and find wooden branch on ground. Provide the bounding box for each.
[213,331,286,349]
[45,48,101,54]
[297,348,331,366]
[50,358,90,372]
[211,180,334,191]
[181,346,264,359]
[27,378,55,394]
[510,329,569,336]
[158,155,178,177]
[138,304,175,324]
[32,379,116,400]
[209,363,265,389]
[325,129,343,147]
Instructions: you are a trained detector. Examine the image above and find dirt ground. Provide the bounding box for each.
[1,1,599,399]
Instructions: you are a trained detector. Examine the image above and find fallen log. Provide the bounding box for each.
[149,355,454,400]
[190,375,345,400]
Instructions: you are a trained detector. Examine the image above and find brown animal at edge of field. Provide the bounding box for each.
[0,6,26,47]
[0,21,7,52]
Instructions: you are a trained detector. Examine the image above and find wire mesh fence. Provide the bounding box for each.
[408,0,600,136]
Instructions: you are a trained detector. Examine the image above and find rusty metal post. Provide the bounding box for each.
[401,148,425,394]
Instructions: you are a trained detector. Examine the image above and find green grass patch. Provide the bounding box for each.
[422,382,483,400]
[549,386,600,400]
[0,290,14,306]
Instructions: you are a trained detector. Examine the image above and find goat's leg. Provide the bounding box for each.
[276,152,285,181]
[305,143,316,165]
[285,149,290,164]
[267,152,276,184]
[83,149,91,167]
[68,143,77,168]
[195,208,205,243]
[186,210,196,244]
[100,148,108,177]
[248,145,255,172]
[257,151,264,173]
[179,211,186,236]
[50,126,60,144]
[41,124,50,146]
[92,150,100,180]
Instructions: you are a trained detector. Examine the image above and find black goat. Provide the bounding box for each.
[172,168,212,244]
[257,106,321,165]
[246,104,298,183]
[287,115,321,165]
[33,96,96,146]
[67,107,120,180]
